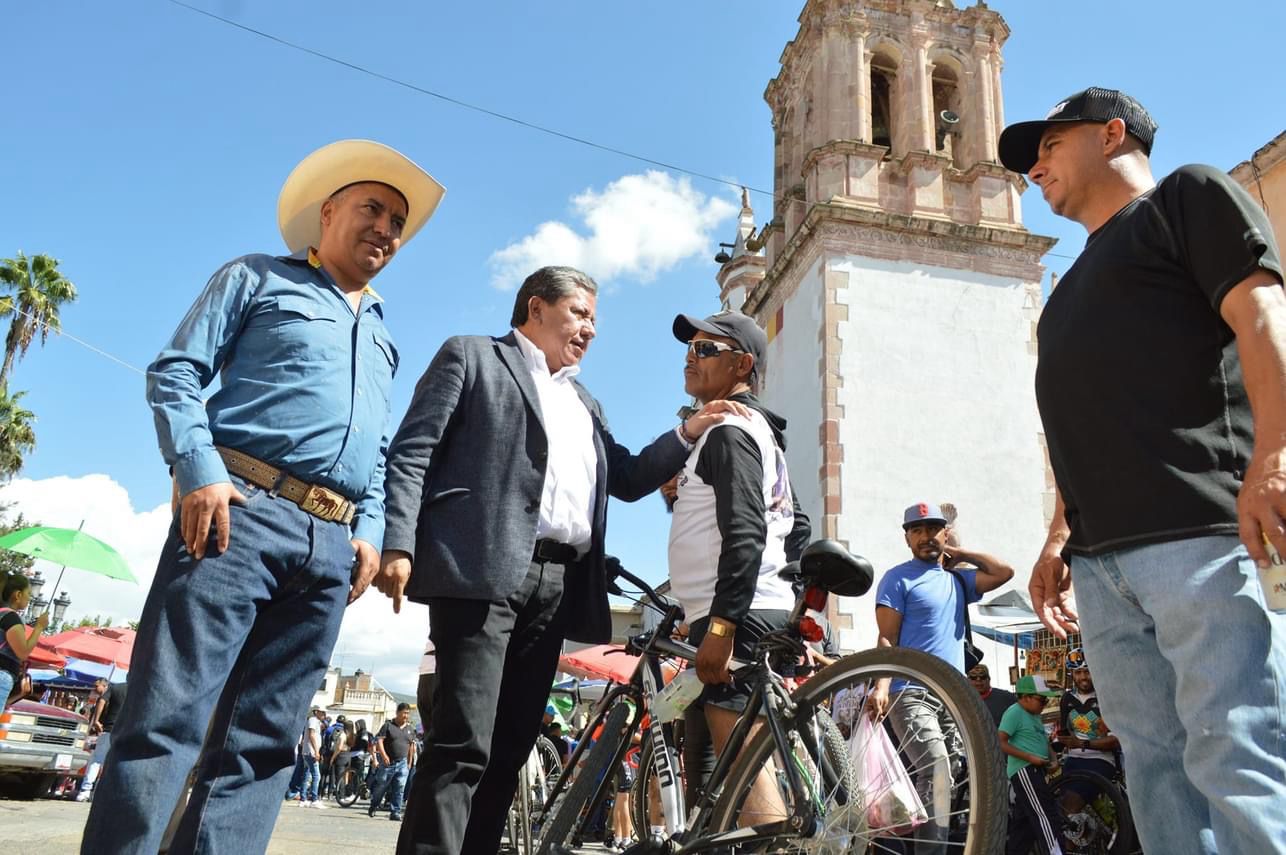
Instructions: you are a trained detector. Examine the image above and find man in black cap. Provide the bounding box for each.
[666,309,811,825]
[1005,87,1286,853]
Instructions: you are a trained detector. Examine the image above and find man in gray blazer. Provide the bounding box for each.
[376,265,743,855]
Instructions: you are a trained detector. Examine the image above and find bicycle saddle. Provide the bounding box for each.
[799,539,874,597]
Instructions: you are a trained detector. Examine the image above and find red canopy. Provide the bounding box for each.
[26,644,66,668]
[558,643,678,684]
[38,626,135,669]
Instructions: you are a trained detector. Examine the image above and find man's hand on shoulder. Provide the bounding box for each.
[684,399,753,442]
[375,550,413,613]
[347,539,380,605]
[181,481,248,560]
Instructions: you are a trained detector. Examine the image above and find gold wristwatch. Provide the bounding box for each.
[708,619,735,638]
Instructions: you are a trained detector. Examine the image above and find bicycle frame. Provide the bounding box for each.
[609,569,827,854]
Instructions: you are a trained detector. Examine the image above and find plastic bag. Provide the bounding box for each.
[850,714,928,835]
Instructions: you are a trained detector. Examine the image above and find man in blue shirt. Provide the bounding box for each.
[870,502,1014,854]
[81,140,444,855]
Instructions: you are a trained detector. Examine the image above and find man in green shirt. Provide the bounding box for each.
[998,675,1064,855]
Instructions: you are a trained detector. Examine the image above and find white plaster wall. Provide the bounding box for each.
[758,259,825,532]
[828,255,1047,663]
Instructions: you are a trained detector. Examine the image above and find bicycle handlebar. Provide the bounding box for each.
[607,560,681,621]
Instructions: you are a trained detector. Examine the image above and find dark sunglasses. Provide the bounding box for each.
[687,340,743,359]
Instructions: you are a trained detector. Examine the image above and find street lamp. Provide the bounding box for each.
[52,591,72,625]
[27,570,45,601]
[27,594,48,622]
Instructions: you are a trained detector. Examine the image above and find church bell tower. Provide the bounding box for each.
[719,0,1057,651]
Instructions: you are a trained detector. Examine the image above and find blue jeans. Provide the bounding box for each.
[301,755,320,803]
[285,752,306,799]
[370,758,409,817]
[1071,535,1286,855]
[0,670,14,708]
[80,476,354,855]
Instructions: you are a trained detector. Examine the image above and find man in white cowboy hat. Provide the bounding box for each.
[80,140,444,855]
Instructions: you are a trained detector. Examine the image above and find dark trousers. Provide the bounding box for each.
[417,672,438,730]
[398,560,569,855]
[1007,765,1065,855]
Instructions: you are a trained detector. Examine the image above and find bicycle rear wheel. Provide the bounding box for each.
[709,647,1006,854]
[334,768,360,808]
[1047,769,1136,855]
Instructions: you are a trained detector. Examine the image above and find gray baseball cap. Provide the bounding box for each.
[673,310,767,373]
[902,502,948,529]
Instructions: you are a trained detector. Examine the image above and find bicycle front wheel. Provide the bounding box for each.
[535,700,632,855]
[710,646,1007,854]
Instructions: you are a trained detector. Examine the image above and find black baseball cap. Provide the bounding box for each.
[673,310,767,374]
[998,87,1158,175]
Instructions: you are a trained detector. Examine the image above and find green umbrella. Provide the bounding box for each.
[0,525,136,591]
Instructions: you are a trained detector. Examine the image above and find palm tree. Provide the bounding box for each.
[0,387,36,479]
[0,251,78,387]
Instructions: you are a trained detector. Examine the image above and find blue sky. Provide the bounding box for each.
[1,1,1283,685]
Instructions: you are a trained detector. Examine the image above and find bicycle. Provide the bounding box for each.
[533,539,1008,855]
[1043,750,1138,855]
[504,735,566,854]
[334,754,374,808]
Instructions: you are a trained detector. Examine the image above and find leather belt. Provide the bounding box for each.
[217,447,355,526]
[533,538,578,565]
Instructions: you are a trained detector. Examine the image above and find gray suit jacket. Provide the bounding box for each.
[382,332,687,643]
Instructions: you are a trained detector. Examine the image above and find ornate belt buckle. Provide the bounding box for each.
[301,485,343,521]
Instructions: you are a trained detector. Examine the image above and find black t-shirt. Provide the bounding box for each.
[350,731,371,754]
[981,688,1017,728]
[99,682,129,732]
[375,720,415,762]
[0,609,26,677]
[1035,165,1282,555]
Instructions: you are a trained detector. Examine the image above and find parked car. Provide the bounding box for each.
[0,698,90,798]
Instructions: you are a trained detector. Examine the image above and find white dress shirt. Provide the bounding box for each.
[514,330,597,554]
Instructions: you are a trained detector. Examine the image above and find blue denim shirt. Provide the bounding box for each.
[146,250,398,547]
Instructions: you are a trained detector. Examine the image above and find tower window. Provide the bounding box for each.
[870,54,898,152]
[932,63,964,165]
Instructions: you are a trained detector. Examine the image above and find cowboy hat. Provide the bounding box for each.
[277,139,445,254]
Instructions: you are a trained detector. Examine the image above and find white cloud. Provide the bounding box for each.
[0,475,169,627]
[489,171,738,290]
[0,475,426,695]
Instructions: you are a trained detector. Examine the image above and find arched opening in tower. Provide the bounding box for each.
[932,62,964,167]
[870,54,898,154]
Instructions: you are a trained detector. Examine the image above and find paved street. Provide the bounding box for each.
[3,794,612,853]
[2,796,404,853]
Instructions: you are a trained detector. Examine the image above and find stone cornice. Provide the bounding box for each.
[801,140,1028,193]
[802,139,890,175]
[745,201,1058,314]
[955,159,1028,193]
[894,149,953,175]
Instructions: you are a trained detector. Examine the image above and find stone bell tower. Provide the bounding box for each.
[719,0,1057,652]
